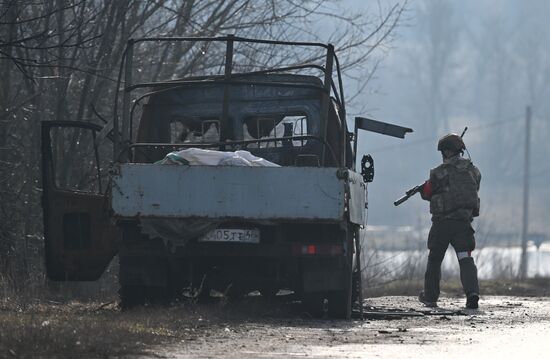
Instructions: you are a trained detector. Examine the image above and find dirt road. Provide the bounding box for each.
[2,295,549,358]
[150,296,550,359]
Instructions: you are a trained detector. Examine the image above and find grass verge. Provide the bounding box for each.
[0,301,203,359]
[0,295,300,359]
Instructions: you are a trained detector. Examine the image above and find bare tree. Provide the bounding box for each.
[408,0,460,133]
[0,0,406,291]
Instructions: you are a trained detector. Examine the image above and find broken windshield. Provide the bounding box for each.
[170,117,220,144]
[243,114,308,148]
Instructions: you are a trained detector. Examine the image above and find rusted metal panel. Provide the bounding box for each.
[348,171,367,225]
[41,121,119,281]
[111,164,347,221]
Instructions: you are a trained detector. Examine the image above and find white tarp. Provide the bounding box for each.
[142,148,278,250]
[157,148,280,167]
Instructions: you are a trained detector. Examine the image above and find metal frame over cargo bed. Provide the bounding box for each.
[112,35,347,167]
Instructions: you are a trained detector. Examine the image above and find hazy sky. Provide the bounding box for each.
[338,0,550,234]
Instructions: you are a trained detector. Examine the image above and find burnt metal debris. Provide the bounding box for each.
[352,303,466,320]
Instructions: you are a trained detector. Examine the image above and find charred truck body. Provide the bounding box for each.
[41,36,411,318]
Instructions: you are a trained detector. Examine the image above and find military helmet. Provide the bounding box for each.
[437,133,465,152]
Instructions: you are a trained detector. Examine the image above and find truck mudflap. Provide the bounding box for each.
[111,164,366,225]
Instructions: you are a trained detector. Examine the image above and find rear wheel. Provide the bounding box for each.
[119,284,168,309]
[327,289,352,319]
[327,226,355,319]
[119,285,145,309]
[118,223,169,309]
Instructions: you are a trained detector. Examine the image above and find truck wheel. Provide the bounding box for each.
[327,226,354,319]
[119,255,169,308]
[166,260,190,302]
[119,285,145,309]
[119,284,168,309]
[118,223,169,308]
[327,288,352,319]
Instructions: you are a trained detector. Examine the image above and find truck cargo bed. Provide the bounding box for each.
[111,164,362,222]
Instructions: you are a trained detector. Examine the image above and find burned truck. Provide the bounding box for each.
[41,36,411,318]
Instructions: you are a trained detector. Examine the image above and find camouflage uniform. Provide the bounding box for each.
[420,155,481,304]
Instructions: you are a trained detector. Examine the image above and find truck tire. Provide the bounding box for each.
[327,288,352,319]
[119,285,145,309]
[119,284,168,309]
[118,223,169,309]
[327,226,355,319]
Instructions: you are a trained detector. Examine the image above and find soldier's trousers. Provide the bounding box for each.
[424,219,480,302]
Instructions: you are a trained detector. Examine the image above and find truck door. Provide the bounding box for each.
[41,121,119,281]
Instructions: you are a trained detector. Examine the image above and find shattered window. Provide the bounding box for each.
[243,114,308,148]
[170,117,220,144]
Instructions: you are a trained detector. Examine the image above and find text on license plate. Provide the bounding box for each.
[199,228,260,243]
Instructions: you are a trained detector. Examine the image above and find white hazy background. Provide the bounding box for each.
[339,0,550,240]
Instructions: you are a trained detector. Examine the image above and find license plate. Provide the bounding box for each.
[199,228,260,243]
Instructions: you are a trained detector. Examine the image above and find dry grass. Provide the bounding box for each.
[0,300,204,359]
[0,295,303,359]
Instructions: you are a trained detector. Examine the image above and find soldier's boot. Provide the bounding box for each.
[418,291,437,308]
[421,253,444,307]
[457,252,480,309]
[466,293,479,309]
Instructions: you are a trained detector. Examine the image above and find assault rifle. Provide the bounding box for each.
[394,127,468,207]
[393,184,423,206]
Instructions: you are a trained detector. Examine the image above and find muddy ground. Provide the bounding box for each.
[152,296,550,359]
[2,293,550,359]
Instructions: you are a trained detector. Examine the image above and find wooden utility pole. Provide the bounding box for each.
[519,106,531,279]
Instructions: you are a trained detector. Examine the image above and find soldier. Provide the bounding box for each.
[418,133,481,309]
